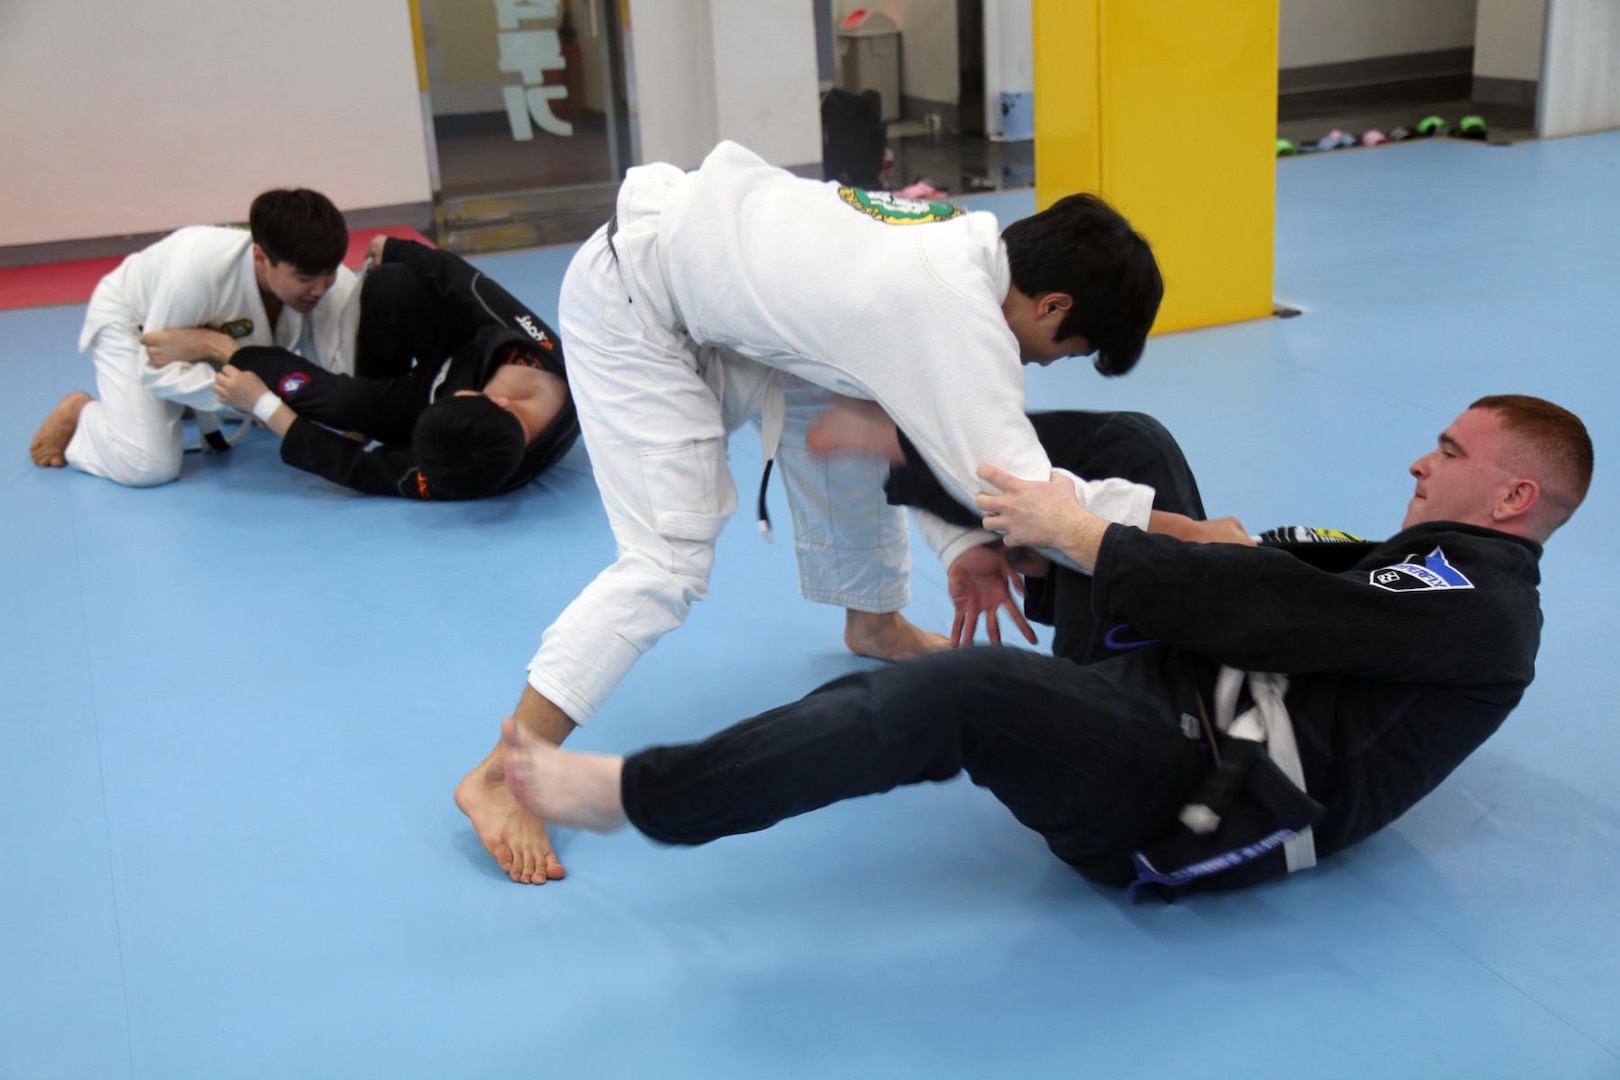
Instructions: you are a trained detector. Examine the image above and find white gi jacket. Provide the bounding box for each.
[637,141,1154,568]
[80,225,360,411]
[531,142,1157,724]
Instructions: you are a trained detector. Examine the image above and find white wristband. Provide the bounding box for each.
[251,391,282,424]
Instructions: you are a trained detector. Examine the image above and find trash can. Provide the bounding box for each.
[836,10,901,123]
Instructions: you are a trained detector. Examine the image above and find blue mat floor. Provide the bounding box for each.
[3,135,1618,1079]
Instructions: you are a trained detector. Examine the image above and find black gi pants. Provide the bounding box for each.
[234,265,452,442]
[620,411,1209,882]
[623,647,1204,884]
[354,261,465,378]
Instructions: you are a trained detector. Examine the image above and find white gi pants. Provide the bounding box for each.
[529,226,911,724]
[66,325,187,487]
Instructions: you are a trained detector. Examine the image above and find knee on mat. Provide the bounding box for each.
[103,445,182,488]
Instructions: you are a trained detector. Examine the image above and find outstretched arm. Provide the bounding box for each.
[214,365,295,437]
[977,465,1112,572]
[214,363,437,498]
[1149,509,1255,546]
[977,465,1252,570]
[974,466,1254,569]
[229,345,418,440]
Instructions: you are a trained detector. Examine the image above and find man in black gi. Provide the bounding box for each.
[492,395,1592,898]
[147,238,578,500]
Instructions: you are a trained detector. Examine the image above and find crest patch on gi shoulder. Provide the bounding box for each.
[219,319,254,339]
[837,187,964,224]
[1369,547,1474,593]
[278,371,312,396]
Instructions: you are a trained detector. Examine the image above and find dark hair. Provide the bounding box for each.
[1002,193,1163,376]
[249,189,348,275]
[1471,394,1593,523]
[413,395,527,500]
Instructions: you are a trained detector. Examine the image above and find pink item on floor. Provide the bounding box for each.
[894,181,949,199]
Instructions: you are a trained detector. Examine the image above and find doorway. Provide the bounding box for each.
[413,0,634,251]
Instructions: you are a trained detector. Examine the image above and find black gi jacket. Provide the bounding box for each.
[1090,520,1544,893]
[234,239,578,499]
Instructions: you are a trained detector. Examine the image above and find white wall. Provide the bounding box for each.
[710,0,823,166]
[1279,0,1478,67]
[1475,0,1547,81]
[895,0,961,105]
[0,0,432,248]
[625,0,717,168]
[627,0,820,170]
[1540,0,1620,137]
[982,0,1032,139]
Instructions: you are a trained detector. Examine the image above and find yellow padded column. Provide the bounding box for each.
[1034,0,1278,334]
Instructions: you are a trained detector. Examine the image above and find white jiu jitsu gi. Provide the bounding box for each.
[67,225,359,487]
[536,141,1156,724]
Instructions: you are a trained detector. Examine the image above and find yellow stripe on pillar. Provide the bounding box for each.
[1032,0,1102,199]
[1035,0,1278,335]
[407,0,430,92]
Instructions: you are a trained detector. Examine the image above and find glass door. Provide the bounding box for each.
[413,0,633,251]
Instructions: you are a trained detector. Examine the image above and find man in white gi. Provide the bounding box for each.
[30,188,359,487]
[457,141,1170,885]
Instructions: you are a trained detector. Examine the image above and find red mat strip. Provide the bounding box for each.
[0,226,433,313]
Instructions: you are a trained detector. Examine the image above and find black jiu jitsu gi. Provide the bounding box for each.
[619,518,1541,896]
[613,411,1544,896]
[232,239,578,499]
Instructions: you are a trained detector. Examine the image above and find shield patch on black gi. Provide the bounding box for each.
[1369,547,1474,593]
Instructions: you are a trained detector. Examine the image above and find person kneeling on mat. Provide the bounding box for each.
[497,395,1591,899]
[30,189,358,487]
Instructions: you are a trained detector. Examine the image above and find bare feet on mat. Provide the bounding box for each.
[454,742,567,885]
[806,396,904,462]
[844,610,950,662]
[29,391,91,467]
[500,718,628,833]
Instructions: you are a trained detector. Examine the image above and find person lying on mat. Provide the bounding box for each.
[495,395,1590,898]
[142,237,577,500]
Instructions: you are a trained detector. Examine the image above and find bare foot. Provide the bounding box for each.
[806,396,904,462]
[30,391,92,467]
[454,742,567,885]
[501,718,628,833]
[844,610,950,662]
